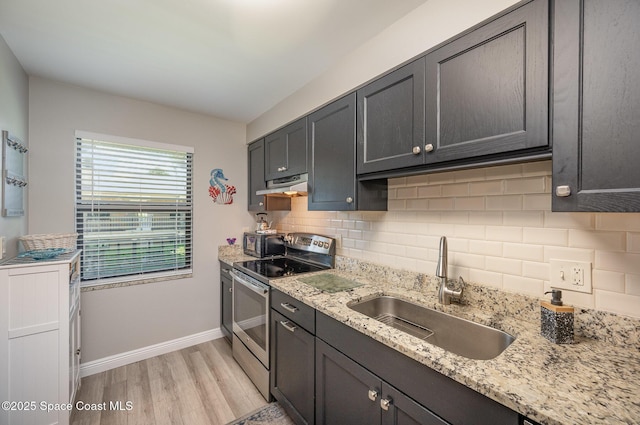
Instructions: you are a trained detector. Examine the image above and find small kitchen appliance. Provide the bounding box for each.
[231,232,335,400]
[242,232,285,258]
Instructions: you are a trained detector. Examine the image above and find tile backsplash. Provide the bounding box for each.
[274,160,640,319]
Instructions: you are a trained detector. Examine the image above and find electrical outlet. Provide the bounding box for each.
[334,234,342,249]
[549,259,592,293]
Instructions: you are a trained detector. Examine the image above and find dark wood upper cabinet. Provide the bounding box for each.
[265,118,308,181]
[308,93,357,211]
[552,0,640,211]
[357,59,426,174]
[248,139,266,211]
[424,0,548,164]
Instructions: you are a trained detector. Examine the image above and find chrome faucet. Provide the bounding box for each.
[436,236,464,305]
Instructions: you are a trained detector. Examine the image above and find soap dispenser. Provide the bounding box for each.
[541,289,574,344]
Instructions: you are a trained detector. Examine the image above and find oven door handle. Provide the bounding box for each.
[231,270,269,295]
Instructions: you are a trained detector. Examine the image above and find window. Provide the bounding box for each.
[75,131,193,285]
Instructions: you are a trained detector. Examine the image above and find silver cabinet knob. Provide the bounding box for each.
[424,143,434,152]
[368,389,378,401]
[380,398,391,411]
[346,196,353,204]
[259,201,264,206]
[412,146,421,155]
[555,185,571,197]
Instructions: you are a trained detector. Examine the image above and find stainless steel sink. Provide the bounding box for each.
[348,296,515,360]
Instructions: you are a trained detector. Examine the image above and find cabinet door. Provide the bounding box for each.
[220,266,233,341]
[248,139,267,211]
[425,0,548,164]
[308,93,357,211]
[271,310,315,425]
[552,0,640,211]
[316,339,380,425]
[265,118,308,180]
[357,59,425,174]
[381,384,449,425]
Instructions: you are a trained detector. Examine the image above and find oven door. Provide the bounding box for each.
[231,270,270,367]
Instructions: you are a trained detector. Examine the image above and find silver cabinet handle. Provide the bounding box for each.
[280,321,297,332]
[221,268,230,274]
[228,287,233,293]
[424,143,434,152]
[280,302,298,313]
[277,166,288,172]
[555,185,571,197]
[380,398,391,411]
[368,389,378,401]
[412,146,421,155]
[346,196,353,204]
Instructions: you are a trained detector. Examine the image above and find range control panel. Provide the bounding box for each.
[285,233,335,255]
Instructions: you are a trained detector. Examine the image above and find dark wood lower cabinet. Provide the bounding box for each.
[271,310,315,425]
[316,339,448,425]
[219,261,232,342]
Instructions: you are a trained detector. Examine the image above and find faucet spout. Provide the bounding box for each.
[436,236,464,305]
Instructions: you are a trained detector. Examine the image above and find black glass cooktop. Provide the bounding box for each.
[235,257,326,279]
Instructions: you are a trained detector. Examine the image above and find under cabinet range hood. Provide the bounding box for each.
[256,173,308,196]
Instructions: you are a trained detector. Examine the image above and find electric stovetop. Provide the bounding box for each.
[235,256,327,280]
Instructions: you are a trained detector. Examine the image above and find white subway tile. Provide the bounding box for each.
[441,211,469,224]
[469,240,503,257]
[387,187,398,200]
[417,185,442,198]
[406,199,429,210]
[442,183,469,197]
[388,177,407,188]
[503,243,545,261]
[505,177,547,194]
[454,197,486,211]
[626,274,640,296]
[414,211,442,224]
[428,198,455,211]
[522,160,552,177]
[592,269,625,293]
[503,212,544,227]
[406,174,430,186]
[486,226,523,242]
[595,251,640,275]
[544,212,595,229]
[454,224,486,240]
[453,252,486,270]
[348,229,363,240]
[595,213,640,232]
[428,171,456,185]
[397,186,418,199]
[523,227,568,247]
[469,211,503,225]
[469,180,504,196]
[523,194,551,211]
[485,164,523,180]
[595,290,640,318]
[355,220,371,231]
[469,269,503,288]
[416,234,441,249]
[503,275,543,297]
[486,195,523,211]
[486,257,522,275]
[453,168,487,182]
[628,233,640,253]
[405,246,430,261]
[427,221,455,237]
[569,229,626,251]
[544,246,594,263]
[522,261,549,280]
[446,237,469,253]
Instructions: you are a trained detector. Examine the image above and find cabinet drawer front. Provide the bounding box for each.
[272,289,315,333]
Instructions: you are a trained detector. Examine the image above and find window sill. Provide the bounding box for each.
[80,271,193,292]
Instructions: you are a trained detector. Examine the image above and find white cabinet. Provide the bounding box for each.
[0,251,81,425]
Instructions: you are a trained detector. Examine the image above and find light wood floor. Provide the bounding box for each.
[71,338,268,425]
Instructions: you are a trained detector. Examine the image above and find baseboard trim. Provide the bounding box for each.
[80,328,224,377]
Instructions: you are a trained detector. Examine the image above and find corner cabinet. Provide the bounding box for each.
[552,0,640,211]
[0,251,82,425]
[265,118,308,181]
[424,0,548,164]
[248,139,291,211]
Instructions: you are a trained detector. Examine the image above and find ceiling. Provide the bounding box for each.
[0,0,428,123]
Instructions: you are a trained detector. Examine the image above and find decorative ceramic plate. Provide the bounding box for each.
[18,248,68,260]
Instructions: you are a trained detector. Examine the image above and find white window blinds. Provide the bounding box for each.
[75,133,193,285]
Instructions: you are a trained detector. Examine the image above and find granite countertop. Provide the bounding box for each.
[219,247,640,425]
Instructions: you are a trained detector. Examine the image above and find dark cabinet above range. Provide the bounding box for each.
[265,118,308,181]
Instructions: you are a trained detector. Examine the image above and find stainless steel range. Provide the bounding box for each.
[231,232,335,400]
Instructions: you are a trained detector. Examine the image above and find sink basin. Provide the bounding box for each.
[348,296,515,360]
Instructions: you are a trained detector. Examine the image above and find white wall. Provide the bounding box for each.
[0,35,29,258]
[247,0,519,141]
[28,77,253,362]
